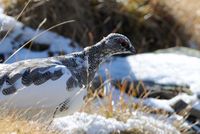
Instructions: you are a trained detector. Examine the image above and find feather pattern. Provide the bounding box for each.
[0,33,135,116]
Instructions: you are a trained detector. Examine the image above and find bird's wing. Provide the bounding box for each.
[0,59,69,97]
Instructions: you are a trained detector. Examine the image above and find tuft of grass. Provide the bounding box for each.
[82,79,193,133]
[0,110,58,134]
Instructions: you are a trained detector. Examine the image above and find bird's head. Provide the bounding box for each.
[102,33,136,55]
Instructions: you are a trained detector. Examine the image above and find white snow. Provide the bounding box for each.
[169,93,198,105]
[193,101,200,110]
[52,112,180,134]
[97,53,200,113]
[0,13,81,63]
[142,94,198,112]
[7,49,49,63]
[99,53,200,93]
[0,13,19,31]
[96,86,197,112]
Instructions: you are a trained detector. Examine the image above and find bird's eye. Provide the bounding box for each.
[121,41,129,48]
[117,38,129,48]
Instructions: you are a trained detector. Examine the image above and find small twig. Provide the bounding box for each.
[25,18,47,59]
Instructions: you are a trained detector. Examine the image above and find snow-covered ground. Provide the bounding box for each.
[0,13,81,63]
[52,112,180,134]
[97,53,200,112]
[99,53,200,94]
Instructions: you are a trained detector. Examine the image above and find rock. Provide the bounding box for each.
[190,107,200,120]
[171,99,188,113]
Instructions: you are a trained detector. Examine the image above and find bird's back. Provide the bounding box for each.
[0,52,87,110]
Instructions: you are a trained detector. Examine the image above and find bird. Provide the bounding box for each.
[0,33,136,116]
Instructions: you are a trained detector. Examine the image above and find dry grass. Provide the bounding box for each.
[82,81,191,134]
[0,111,58,134]
[2,0,199,52]
[160,0,200,49]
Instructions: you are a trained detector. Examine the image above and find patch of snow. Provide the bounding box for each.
[193,101,200,110]
[0,13,81,63]
[143,98,174,112]
[142,94,196,112]
[99,53,200,93]
[127,112,180,134]
[52,112,180,134]
[7,48,49,63]
[169,94,198,105]
[0,13,19,31]
[0,38,13,53]
[97,53,200,113]
[99,84,198,112]
[110,87,174,112]
[53,112,125,134]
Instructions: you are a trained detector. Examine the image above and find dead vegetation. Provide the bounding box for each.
[162,0,200,49]
[82,81,191,134]
[0,110,58,134]
[2,0,199,52]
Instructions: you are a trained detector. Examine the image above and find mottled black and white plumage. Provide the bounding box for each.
[0,33,136,115]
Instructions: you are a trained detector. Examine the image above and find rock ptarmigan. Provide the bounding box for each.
[0,33,136,116]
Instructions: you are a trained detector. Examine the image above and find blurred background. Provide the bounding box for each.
[1,0,200,52]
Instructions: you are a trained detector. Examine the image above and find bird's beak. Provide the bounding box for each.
[129,46,136,54]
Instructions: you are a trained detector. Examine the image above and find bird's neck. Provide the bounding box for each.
[84,42,111,78]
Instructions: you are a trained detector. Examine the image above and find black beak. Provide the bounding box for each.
[129,46,136,54]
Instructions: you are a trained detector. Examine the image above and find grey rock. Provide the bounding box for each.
[190,107,200,120]
[171,99,188,113]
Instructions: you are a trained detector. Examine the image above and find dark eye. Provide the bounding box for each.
[121,41,129,48]
[116,38,130,49]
